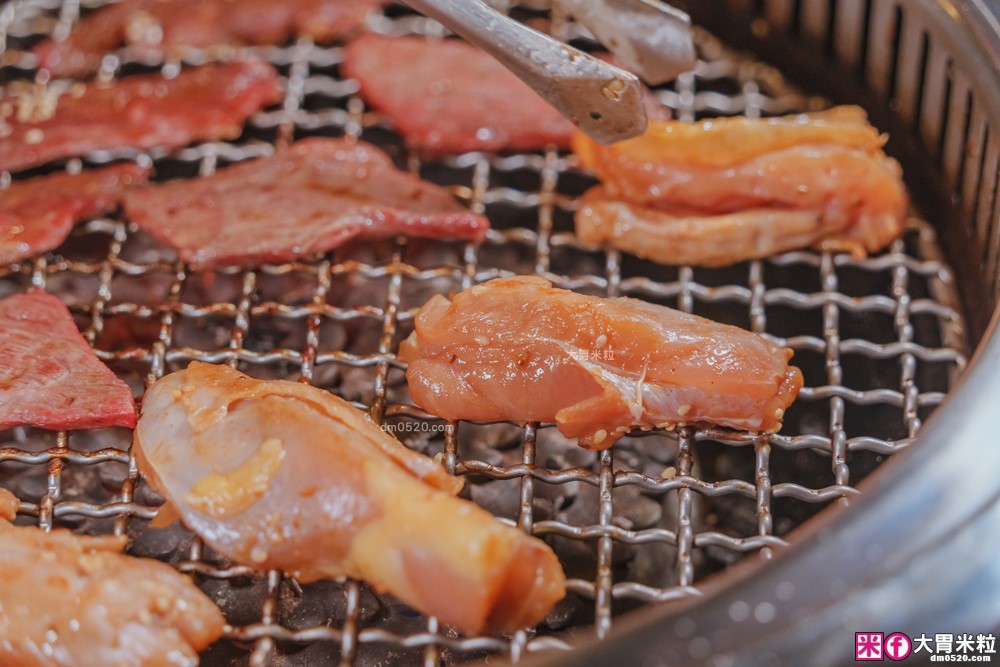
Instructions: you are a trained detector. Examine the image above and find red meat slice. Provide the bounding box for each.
[0,164,150,264]
[342,34,577,155]
[0,293,136,431]
[0,61,281,173]
[124,137,489,266]
[35,0,380,77]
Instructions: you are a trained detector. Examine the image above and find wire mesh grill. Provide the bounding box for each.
[0,1,969,665]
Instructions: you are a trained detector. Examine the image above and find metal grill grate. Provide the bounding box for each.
[0,1,969,665]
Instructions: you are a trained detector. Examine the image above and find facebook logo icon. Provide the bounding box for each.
[855,632,912,661]
[885,633,912,660]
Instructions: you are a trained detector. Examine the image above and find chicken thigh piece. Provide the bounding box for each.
[135,362,565,635]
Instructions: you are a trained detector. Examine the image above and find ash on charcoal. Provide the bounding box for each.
[201,575,271,627]
[281,579,382,629]
[200,639,254,667]
[272,642,341,666]
[353,644,425,667]
[351,601,435,667]
[54,464,116,504]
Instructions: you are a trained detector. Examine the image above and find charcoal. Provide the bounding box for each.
[70,426,131,453]
[133,477,165,505]
[4,467,48,500]
[469,478,521,519]
[0,426,58,453]
[110,270,175,308]
[95,458,129,489]
[615,492,662,531]
[311,361,341,388]
[282,580,382,629]
[274,642,342,666]
[201,575,270,627]
[120,228,176,265]
[46,271,101,307]
[466,422,524,452]
[626,540,679,589]
[338,366,375,402]
[127,518,195,560]
[544,594,585,631]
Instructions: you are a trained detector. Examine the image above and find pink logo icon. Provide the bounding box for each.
[856,632,884,661]
[886,633,912,660]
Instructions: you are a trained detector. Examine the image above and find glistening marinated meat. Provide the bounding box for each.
[399,276,803,449]
[577,187,874,267]
[0,61,281,173]
[0,164,150,263]
[35,0,380,76]
[0,489,225,667]
[0,292,136,430]
[342,34,577,154]
[124,138,489,266]
[572,106,908,265]
[135,362,565,635]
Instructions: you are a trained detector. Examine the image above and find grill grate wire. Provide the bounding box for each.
[0,1,969,665]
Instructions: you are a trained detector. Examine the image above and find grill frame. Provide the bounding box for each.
[0,1,985,666]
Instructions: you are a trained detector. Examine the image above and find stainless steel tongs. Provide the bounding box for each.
[399,0,696,145]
